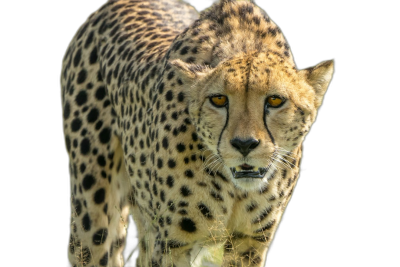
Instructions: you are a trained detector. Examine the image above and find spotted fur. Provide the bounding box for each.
[61,0,333,266]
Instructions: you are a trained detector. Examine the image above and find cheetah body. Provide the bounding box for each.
[61,0,333,266]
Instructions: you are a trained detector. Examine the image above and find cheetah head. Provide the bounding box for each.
[171,52,333,190]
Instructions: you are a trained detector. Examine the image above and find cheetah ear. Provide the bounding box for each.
[169,59,213,83]
[300,60,334,108]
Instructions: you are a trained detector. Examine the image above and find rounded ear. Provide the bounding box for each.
[300,60,334,108]
[169,59,213,84]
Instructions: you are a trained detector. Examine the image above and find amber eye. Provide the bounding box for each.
[266,96,285,108]
[210,95,228,107]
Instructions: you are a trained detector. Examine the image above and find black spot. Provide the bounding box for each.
[103,100,111,108]
[162,137,168,149]
[78,246,92,266]
[153,183,158,196]
[99,252,108,266]
[166,176,174,188]
[186,57,196,63]
[268,27,277,37]
[253,16,261,26]
[82,213,92,231]
[176,143,185,152]
[93,228,108,245]
[157,158,163,169]
[95,120,103,130]
[282,169,287,179]
[140,154,146,166]
[180,46,190,55]
[179,209,188,215]
[246,202,258,212]
[198,35,210,43]
[178,201,189,207]
[64,101,71,119]
[210,191,224,201]
[167,71,175,80]
[73,199,82,216]
[79,138,90,155]
[184,170,194,178]
[197,182,207,187]
[180,123,188,132]
[80,163,86,174]
[73,48,82,67]
[82,175,95,190]
[254,220,276,233]
[94,188,105,204]
[71,118,82,132]
[77,69,87,84]
[75,91,88,106]
[103,203,108,214]
[284,51,290,57]
[87,108,99,123]
[211,181,221,191]
[198,203,213,219]
[180,218,196,233]
[89,47,98,65]
[165,90,173,101]
[160,190,166,202]
[168,159,176,168]
[158,82,165,94]
[99,128,111,144]
[180,186,192,197]
[97,155,106,167]
[95,86,106,100]
[172,40,183,51]
[168,201,175,212]
[178,92,184,102]
[251,206,272,224]
[192,132,198,142]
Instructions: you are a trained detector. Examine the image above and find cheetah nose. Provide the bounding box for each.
[230,138,260,157]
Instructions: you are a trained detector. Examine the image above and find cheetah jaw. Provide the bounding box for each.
[230,167,268,179]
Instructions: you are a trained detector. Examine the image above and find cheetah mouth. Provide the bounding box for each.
[230,164,268,179]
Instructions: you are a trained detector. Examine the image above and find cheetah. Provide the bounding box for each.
[61,0,334,266]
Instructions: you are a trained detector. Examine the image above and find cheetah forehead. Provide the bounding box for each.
[168,0,295,69]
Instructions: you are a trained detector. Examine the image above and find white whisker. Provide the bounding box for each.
[271,153,293,170]
[209,159,223,172]
[203,154,219,167]
[274,148,296,160]
[275,156,293,170]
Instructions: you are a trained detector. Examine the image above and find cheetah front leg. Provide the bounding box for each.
[222,236,268,267]
[67,135,132,267]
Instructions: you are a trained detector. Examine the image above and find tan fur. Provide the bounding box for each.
[61,0,333,266]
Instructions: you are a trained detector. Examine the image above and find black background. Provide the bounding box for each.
[18,0,391,267]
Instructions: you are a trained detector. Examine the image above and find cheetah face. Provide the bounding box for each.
[171,53,333,190]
